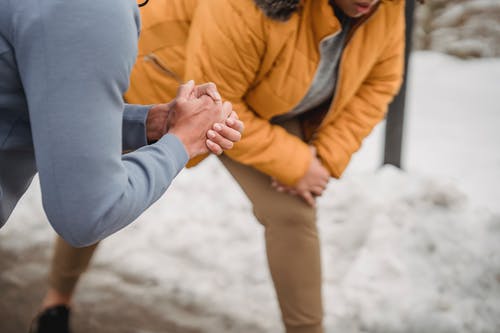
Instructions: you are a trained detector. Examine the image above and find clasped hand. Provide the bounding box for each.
[146,80,244,158]
[271,147,329,207]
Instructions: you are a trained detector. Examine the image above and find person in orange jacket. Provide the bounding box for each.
[32,1,406,332]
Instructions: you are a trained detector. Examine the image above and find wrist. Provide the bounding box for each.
[146,103,171,143]
[167,129,195,159]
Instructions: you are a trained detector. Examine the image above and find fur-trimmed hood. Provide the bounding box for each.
[253,0,301,21]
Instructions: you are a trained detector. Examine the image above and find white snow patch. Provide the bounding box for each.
[1,52,500,332]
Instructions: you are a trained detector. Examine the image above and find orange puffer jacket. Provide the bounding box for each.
[126,0,405,185]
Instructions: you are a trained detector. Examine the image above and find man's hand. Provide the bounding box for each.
[271,146,329,207]
[191,82,222,104]
[146,103,172,143]
[145,82,222,143]
[167,80,232,158]
[206,111,244,155]
[145,82,244,155]
[188,82,244,154]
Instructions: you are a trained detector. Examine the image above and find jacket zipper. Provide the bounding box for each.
[308,2,381,143]
[274,29,342,124]
[144,53,184,84]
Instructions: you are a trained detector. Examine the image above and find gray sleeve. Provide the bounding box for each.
[122,104,150,151]
[13,0,188,247]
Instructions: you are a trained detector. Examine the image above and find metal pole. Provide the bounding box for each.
[383,0,416,168]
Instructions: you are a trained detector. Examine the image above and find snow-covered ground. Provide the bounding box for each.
[1,52,499,333]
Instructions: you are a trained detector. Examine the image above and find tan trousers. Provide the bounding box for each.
[49,121,324,333]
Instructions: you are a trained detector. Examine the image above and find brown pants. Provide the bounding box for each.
[49,121,323,333]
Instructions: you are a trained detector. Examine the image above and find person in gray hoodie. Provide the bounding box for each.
[0,0,243,247]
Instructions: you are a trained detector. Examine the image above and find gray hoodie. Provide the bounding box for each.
[0,0,188,246]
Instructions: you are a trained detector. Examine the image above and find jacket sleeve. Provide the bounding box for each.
[314,14,405,178]
[184,0,312,186]
[14,0,188,247]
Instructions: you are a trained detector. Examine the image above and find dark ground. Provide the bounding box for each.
[0,245,200,333]
[0,245,263,333]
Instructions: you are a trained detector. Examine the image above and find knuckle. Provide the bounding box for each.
[176,97,187,105]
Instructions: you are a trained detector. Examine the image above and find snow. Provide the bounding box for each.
[1,52,500,332]
[348,51,500,213]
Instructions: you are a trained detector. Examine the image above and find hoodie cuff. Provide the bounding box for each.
[122,104,151,151]
[156,133,190,171]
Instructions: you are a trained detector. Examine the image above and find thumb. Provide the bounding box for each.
[177,80,195,100]
[221,101,233,119]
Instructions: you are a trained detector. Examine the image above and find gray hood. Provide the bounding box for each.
[253,0,301,21]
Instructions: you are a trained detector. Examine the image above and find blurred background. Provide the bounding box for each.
[1,1,499,332]
[414,0,500,57]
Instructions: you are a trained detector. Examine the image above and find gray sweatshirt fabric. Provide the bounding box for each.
[272,8,351,124]
[0,0,189,247]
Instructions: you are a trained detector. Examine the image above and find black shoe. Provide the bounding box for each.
[30,305,72,333]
